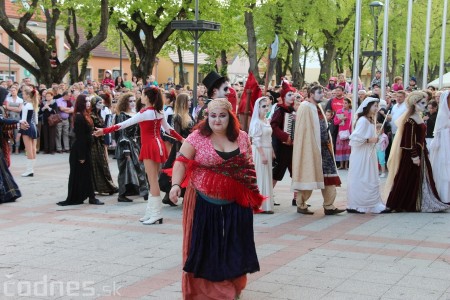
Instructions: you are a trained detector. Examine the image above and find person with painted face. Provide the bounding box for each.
[249,97,275,214]
[89,96,118,196]
[112,93,149,203]
[346,97,388,214]
[196,71,230,123]
[385,91,450,212]
[291,85,344,215]
[271,80,296,205]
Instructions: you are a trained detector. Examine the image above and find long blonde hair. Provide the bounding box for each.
[174,93,192,129]
[23,86,39,112]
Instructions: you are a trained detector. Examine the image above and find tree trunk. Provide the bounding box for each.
[0,0,109,86]
[220,50,228,76]
[177,46,185,86]
[291,29,304,88]
[319,40,337,85]
[390,41,398,86]
[244,6,261,83]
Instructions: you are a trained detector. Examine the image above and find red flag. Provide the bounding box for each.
[238,72,262,115]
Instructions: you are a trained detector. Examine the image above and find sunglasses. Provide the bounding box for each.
[261,105,268,108]
[129,100,136,103]
[223,87,229,92]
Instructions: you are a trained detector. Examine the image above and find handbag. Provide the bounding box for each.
[338,129,350,140]
[47,113,62,127]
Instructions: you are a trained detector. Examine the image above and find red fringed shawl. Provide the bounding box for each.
[174,153,265,212]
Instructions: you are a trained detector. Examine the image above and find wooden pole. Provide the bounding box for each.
[243,89,252,132]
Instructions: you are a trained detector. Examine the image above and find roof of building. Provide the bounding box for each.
[168,51,209,65]
[5,0,45,21]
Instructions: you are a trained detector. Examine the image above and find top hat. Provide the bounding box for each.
[202,71,225,92]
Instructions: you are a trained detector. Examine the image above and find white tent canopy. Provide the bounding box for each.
[428,72,450,89]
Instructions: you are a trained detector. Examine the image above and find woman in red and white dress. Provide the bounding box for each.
[94,86,183,225]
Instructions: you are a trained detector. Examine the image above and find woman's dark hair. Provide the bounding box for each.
[143,86,163,112]
[357,100,377,121]
[100,93,111,108]
[194,110,240,142]
[74,94,93,127]
[114,76,126,89]
[344,98,352,109]
[428,99,438,109]
[207,77,228,98]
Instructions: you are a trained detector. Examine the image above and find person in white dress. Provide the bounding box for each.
[249,97,274,214]
[430,91,450,203]
[347,97,387,214]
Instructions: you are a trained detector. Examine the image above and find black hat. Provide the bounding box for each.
[202,71,224,91]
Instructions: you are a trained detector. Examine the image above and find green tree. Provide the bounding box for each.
[0,0,109,85]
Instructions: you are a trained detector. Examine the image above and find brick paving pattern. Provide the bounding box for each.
[1,153,450,299]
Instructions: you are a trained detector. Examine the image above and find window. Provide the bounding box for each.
[0,71,16,81]
[85,68,91,80]
[183,71,189,85]
[112,70,120,79]
[98,69,105,81]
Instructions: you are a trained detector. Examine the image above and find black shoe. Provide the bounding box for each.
[89,199,104,205]
[143,194,148,201]
[324,208,345,215]
[57,201,82,206]
[380,209,392,214]
[274,202,280,206]
[162,193,177,206]
[297,207,314,215]
[118,195,133,202]
[109,188,119,195]
[346,208,365,214]
[292,199,297,206]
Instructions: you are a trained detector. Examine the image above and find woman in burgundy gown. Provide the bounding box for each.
[386,91,450,212]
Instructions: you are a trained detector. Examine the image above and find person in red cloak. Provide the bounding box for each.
[270,78,297,206]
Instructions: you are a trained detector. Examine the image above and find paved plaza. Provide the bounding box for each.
[1,153,450,299]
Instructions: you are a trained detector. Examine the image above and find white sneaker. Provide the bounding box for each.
[379,173,386,178]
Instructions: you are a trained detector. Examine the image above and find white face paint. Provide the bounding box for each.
[259,100,269,117]
[415,99,427,112]
[96,100,104,111]
[215,82,230,98]
[129,97,136,111]
[313,90,324,103]
[285,91,294,105]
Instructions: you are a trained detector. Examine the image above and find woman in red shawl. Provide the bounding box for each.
[169,98,263,299]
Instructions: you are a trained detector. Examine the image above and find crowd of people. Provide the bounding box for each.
[0,69,449,299]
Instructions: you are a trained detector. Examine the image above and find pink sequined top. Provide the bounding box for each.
[184,129,252,194]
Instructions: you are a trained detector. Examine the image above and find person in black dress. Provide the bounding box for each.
[57,95,104,206]
[0,106,28,203]
[39,90,58,154]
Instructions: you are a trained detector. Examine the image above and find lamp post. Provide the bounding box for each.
[171,0,220,107]
[119,29,123,77]
[369,1,384,82]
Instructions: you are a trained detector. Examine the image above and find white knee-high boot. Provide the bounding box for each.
[21,159,34,177]
[142,195,163,225]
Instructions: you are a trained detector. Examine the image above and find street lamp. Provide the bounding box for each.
[369,1,383,83]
